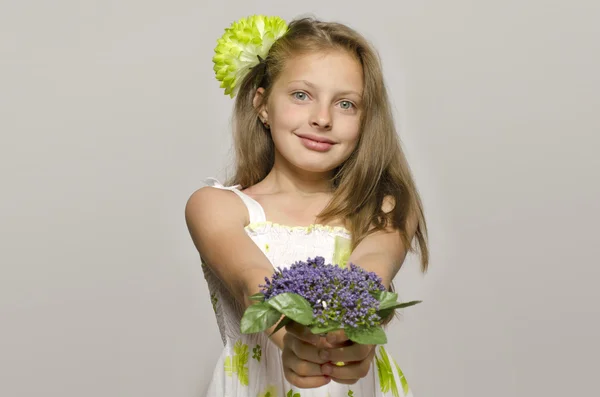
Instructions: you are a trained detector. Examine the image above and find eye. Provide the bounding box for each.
[292,91,308,101]
[339,100,354,110]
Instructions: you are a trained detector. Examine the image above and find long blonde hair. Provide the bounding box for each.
[224,16,429,273]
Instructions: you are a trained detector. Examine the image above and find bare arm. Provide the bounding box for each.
[346,196,418,290]
[281,196,419,387]
[184,186,286,349]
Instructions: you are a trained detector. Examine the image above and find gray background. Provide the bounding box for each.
[1,1,599,396]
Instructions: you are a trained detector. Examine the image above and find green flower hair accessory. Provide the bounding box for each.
[212,15,288,98]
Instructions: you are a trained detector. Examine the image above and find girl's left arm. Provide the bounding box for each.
[346,196,418,290]
[316,198,419,384]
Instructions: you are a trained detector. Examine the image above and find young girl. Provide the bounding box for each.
[185,15,429,397]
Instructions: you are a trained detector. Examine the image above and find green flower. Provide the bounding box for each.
[224,340,249,386]
[213,15,288,97]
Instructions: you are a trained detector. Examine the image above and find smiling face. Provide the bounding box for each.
[255,50,364,175]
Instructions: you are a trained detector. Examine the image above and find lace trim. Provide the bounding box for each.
[244,221,351,236]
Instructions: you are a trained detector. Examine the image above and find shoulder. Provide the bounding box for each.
[184,185,249,228]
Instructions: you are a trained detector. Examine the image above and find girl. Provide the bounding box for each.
[185,15,429,397]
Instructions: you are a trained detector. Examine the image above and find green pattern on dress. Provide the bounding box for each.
[348,390,355,396]
[333,235,352,268]
[252,344,262,362]
[393,357,410,395]
[257,384,277,397]
[210,293,218,314]
[286,389,301,397]
[224,340,249,386]
[375,346,400,397]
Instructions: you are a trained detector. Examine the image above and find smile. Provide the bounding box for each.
[296,135,335,152]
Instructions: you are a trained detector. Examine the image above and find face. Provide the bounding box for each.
[255,50,364,175]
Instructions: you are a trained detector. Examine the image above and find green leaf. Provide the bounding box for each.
[240,302,282,334]
[345,326,387,345]
[248,292,265,302]
[379,299,422,313]
[269,316,292,337]
[377,300,422,323]
[370,290,384,300]
[377,291,399,311]
[377,308,395,321]
[394,299,422,309]
[266,293,313,325]
[310,322,342,335]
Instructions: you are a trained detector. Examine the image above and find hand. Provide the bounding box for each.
[318,329,376,385]
[282,323,377,388]
[282,322,342,388]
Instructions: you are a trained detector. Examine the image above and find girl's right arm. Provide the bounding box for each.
[184,186,286,348]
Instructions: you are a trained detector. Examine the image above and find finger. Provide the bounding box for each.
[325,329,349,345]
[282,345,324,376]
[329,377,358,385]
[320,348,376,380]
[283,366,331,389]
[283,348,332,389]
[284,332,330,364]
[325,343,374,363]
[321,361,371,381]
[285,322,321,345]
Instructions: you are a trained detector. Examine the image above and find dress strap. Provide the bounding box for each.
[203,177,267,224]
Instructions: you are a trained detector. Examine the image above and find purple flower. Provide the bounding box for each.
[259,256,387,329]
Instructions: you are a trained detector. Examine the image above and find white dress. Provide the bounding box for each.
[200,177,415,397]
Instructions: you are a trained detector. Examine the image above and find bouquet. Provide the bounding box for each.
[240,256,421,345]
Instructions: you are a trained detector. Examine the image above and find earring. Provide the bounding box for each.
[262,119,270,129]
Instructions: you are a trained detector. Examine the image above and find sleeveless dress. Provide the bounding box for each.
[199,177,415,397]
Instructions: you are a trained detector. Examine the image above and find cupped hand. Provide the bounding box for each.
[319,329,376,385]
[282,323,376,388]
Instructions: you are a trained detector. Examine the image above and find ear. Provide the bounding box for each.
[253,87,268,121]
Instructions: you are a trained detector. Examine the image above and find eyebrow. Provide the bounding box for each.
[287,80,362,98]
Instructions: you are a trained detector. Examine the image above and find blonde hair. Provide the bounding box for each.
[224,16,429,273]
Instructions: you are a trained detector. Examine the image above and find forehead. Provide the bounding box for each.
[276,50,364,94]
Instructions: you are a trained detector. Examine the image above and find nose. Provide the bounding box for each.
[309,104,332,130]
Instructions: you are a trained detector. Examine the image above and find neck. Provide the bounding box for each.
[262,159,335,196]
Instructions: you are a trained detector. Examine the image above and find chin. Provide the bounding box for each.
[290,158,342,174]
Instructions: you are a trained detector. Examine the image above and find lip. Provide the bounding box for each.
[295,133,336,144]
[296,134,335,152]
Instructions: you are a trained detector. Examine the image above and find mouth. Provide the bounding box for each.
[295,134,336,144]
[295,134,336,152]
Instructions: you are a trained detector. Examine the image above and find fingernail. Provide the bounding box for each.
[321,365,332,375]
[319,349,330,361]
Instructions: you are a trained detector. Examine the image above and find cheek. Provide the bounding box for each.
[271,101,303,126]
[339,117,362,142]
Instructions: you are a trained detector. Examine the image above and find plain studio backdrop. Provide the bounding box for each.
[1,1,599,396]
